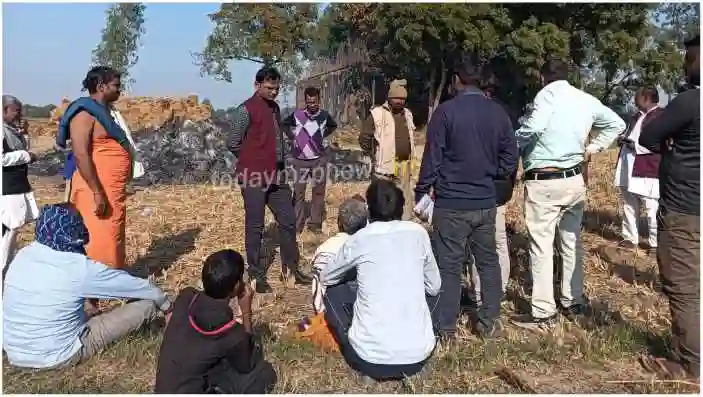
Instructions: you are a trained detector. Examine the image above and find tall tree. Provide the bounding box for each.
[324,4,510,121]
[91,3,147,91]
[195,3,319,95]
[313,4,697,124]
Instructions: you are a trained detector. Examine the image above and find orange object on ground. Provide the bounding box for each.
[295,312,340,352]
[71,135,131,269]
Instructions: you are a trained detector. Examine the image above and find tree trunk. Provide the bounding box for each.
[427,67,436,122]
[427,59,447,122]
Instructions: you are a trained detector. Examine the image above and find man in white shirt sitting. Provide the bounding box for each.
[320,179,441,382]
[311,195,368,314]
[614,86,663,255]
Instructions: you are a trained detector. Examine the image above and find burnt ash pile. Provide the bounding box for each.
[133,117,237,186]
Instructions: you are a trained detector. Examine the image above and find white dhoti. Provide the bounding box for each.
[1,192,39,272]
[614,109,660,248]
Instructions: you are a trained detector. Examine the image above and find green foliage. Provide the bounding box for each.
[310,3,698,121]
[22,104,56,119]
[91,3,146,90]
[195,3,319,95]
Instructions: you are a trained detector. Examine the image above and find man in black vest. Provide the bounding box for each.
[2,94,39,274]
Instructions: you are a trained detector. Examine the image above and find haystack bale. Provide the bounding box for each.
[47,96,213,134]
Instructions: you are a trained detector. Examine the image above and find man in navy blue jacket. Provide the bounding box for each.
[415,56,518,340]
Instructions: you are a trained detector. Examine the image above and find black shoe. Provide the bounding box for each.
[561,303,587,321]
[472,319,503,340]
[510,313,557,330]
[254,279,273,294]
[294,269,313,285]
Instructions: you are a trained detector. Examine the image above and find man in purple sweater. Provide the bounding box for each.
[282,86,338,234]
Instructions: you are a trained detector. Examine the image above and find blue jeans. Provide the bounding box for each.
[323,282,437,380]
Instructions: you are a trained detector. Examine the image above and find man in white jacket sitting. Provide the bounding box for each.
[311,195,368,314]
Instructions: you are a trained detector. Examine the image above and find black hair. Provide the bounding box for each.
[637,86,659,103]
[365,179,404,222]
[304,86,320,98]
[454,54,484,86]
[202,249,245,299]
[685,35,700,48]
[540,58,569,84]
[82,66,121,94]
[255,66,281,83]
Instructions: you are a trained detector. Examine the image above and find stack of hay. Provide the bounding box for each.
[49,96,212,134]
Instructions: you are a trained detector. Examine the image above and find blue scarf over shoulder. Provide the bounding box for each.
[56,97,130,180]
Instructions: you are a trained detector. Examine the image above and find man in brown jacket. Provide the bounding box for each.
[359,79,416,220]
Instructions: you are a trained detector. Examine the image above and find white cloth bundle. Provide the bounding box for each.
[111,109,145,179]
[413,193,434,223]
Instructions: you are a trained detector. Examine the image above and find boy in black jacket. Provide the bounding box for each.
[154,250,277,394]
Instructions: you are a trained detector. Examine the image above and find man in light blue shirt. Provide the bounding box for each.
[512,59,625,329]
[3,203,172,369]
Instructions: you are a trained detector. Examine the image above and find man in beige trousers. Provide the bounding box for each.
[359,79,416,220]
[512,59,625,329]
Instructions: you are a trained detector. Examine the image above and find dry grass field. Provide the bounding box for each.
[2,132,698,393]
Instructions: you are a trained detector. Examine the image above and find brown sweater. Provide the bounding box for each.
[359,111,411,162]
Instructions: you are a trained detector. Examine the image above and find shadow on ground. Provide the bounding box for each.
[592,245,661,292]
[130,227,202,278]
[583,209,622,243]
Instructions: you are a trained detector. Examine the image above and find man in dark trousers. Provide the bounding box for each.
[467,82,519,306]
[228,66,312,294]
[638,35,700,381]
[415,55,518,341]
[281,86,338,235]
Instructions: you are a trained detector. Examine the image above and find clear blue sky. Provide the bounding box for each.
[2,3,287,109]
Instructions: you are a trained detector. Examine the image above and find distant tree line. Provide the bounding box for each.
[22,104,57,119]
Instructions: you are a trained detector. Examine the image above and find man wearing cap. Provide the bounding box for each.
[359,79,417,219]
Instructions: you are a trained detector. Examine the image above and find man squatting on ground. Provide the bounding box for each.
[359,79,417,220]
[638,35,700,381]
[281,86,338,235]
[155,250,276,394]
[228,66,312,294]
[415,56,518,341]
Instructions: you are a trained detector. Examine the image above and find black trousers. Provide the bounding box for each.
[323,282,435,380]
[431,206,501,333]
[241,183,299,280]
[206,358,277,394]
